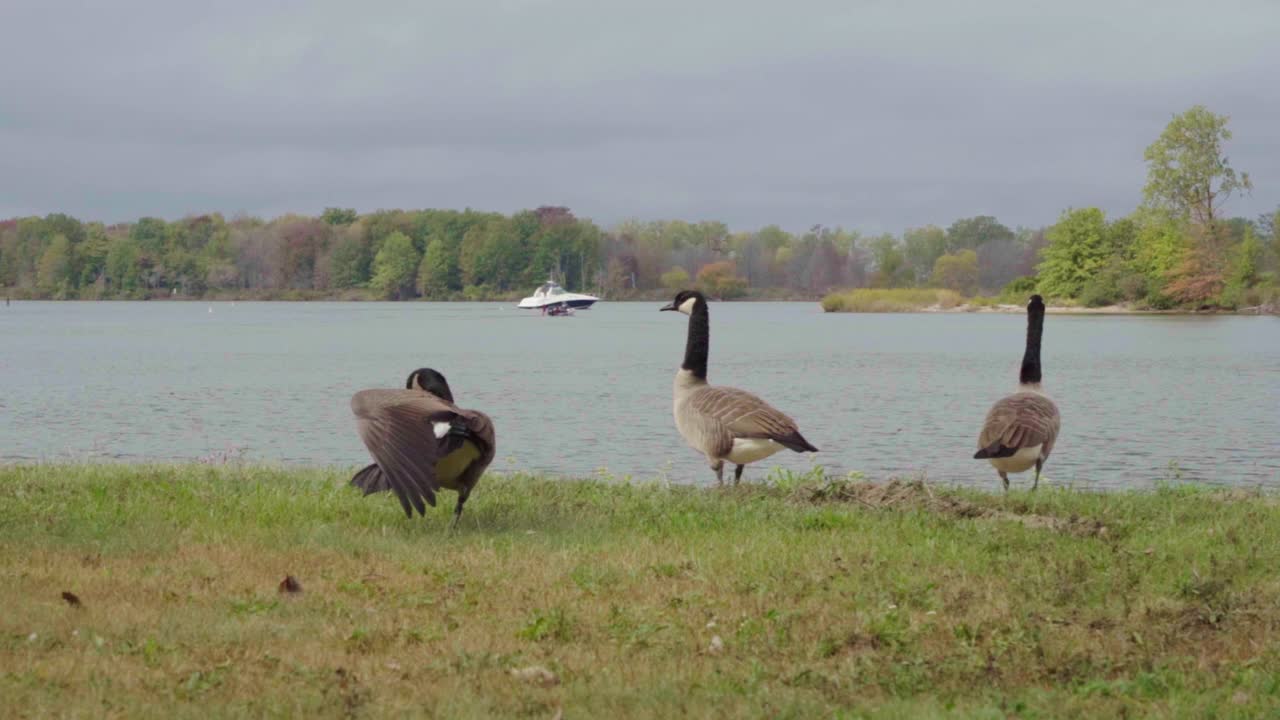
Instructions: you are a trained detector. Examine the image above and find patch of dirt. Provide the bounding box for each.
[795,478,1108,538]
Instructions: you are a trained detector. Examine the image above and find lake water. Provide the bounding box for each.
[1,301,1277,490]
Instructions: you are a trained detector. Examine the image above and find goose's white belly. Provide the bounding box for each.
[727,438,785,465]
[988,445,1042,474]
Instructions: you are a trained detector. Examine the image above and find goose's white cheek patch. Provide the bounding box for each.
[433,422,451,439]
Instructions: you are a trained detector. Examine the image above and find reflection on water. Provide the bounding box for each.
[1,301,1277,490]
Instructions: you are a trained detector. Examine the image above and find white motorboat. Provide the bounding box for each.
[517,279,598,311]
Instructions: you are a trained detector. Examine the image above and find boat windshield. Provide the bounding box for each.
[535,282,565,297]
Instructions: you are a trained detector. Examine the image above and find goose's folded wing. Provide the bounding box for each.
[687,386,800,441]
[350,389,463,517]
[977,393,1060,455]
[457,409,497,467]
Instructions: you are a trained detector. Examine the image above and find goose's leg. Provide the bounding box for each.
[1033,460,1042,492]
[999,471,1009,493]
[712,460,725,487]
[450,488,470,530]
[734,464,745,486]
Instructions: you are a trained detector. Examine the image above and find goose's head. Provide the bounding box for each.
[659,289,705,316]
[406,367,455,402]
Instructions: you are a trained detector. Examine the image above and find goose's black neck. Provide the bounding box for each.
[409,368,455,402]
[682,299,709,380]
[1019,301,1044,385]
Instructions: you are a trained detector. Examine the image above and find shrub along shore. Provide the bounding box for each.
[818,287,1280,314]
[2,464,1278,717]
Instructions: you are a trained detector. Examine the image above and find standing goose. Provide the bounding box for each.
[973,294,1061,491]
[350,368,496,527]
[660,289,818,485]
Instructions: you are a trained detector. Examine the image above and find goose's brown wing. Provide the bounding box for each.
[350,389,465,517]
[457,408,497,470]
[687,386,817,452]
[975,392,1060,459]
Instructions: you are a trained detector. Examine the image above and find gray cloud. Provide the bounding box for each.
[1,0,1276,231]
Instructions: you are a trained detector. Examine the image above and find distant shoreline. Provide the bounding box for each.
[4,295,1274,315]
[915,302,1278,316]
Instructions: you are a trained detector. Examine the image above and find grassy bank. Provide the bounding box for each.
[2,465,1279,718]
[820,288,964,313]
[818,288,1280,314]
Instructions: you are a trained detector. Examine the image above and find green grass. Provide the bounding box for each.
[820,288,964,313]
[3,464,1279,718]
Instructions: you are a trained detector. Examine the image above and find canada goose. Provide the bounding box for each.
[973,294,1061,491]
[660,289,818,485]
[349,368,496,526]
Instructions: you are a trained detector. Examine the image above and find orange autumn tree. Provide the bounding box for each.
[696,260,747,299]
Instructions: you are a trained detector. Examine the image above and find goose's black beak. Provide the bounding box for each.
[659,302,676,311]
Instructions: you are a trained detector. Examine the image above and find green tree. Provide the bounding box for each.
[660,266,690,291]
[1143,105,1251,227]
[37,234,73,294]
[321,207,358,226]
[327,234,367,289]
[418,238,454,297]
[1036,208,1111,299]
[370,231,420,300]
[903,225,948,283]
[1262,207,1280,278]
[1132,210,1186,286]
[75,224,112,287]
[130,217,169,257]
[105,236,141,294]
[459,219,524,290]
[930,250,978,295]
[868,234,908,287]
[1220,227,1263,307]
[0,231,12,288]
[945,216,1014,253]
[755,225,791,252]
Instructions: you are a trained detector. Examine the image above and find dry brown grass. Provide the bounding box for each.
[2,464,1279,718]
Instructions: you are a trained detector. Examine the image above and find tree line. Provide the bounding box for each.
[2,105,1276,308]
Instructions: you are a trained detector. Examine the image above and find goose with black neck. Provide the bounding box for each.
[349,367,497,527]
[973,294,1062,491]
[660,290,818,485]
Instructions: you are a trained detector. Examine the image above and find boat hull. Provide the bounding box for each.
[517,297,597,310]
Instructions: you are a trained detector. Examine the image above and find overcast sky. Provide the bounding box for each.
[1,0,1276,233]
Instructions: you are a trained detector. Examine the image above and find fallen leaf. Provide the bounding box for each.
[279,575,302,594]
[708,635,724,654]
[61,591,82,608]
[510,665,559,687]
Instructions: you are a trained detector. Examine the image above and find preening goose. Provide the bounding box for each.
[660,289,818,485]
[973,295,1061,491]
[350,368,496,526]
